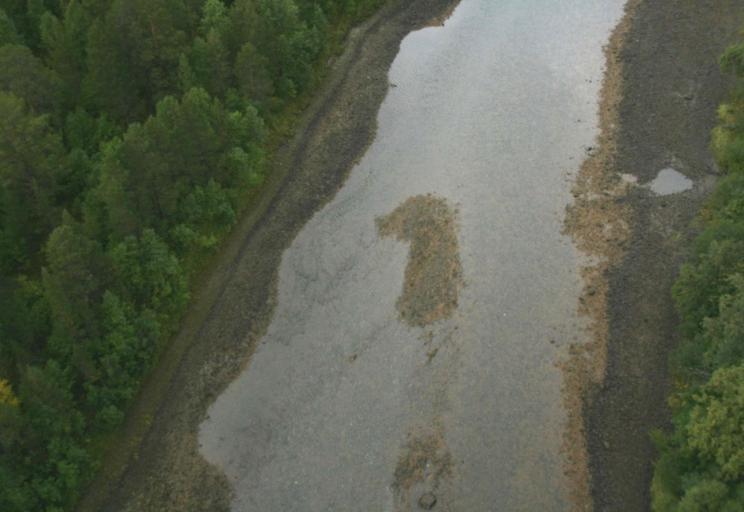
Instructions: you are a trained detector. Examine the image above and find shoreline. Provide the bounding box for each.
[79,1,463,510]
[561,1,639,509]
[579,1,744,511]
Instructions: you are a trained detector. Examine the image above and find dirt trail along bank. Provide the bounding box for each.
[82,1,461,510]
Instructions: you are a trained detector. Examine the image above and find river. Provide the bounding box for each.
[199,1,626,510]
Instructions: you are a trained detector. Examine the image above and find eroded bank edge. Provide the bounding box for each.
[560,1,640,509]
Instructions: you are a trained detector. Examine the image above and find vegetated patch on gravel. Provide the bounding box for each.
[377,194,462,327]
[392,423,453,511]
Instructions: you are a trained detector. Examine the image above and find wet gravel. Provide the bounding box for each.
[586,2,744,511]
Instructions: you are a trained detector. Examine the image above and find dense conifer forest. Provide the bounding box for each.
[0,1,382,509]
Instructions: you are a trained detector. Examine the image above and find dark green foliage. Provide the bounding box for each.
[0,8,22,45]
[93,88,264,241]
[43,220,107,359]
[235,41,274,106]
[0,0,385,509]
[673,236,744,343]
[0,44,59,112]
[0,92,67,273]
[63,108,118,155]
[84,0,192,122]
[108,229,188,320]
[2,0,60,49]
[39,2,90,111]
[188,29,231,97]
[652,36,744,511]
[721,39,744,78]
[18,361,91,510]
[0,277,50,378]
[85,292,158,430]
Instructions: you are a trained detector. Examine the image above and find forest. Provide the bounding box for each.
[0,0,382,510]
[651,35,744,511]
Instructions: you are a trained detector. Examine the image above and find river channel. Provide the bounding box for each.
[199,1,626,510]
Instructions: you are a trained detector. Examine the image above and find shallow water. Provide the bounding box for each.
[199,1,626,510]
[648,168,694,195]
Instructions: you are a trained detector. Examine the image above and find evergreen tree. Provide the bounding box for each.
[84,0,191,122]
[0,8,22,46]
[0,44,59,113]
[42,218,107,373]
[0,92,66,272]
[39,2,90,112]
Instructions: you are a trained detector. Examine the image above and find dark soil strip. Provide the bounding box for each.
[79,1,461,510]
[587,2,744,511]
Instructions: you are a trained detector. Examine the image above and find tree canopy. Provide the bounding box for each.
[0,0,383,509]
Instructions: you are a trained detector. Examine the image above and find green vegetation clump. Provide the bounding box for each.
[652,34,744,512]
[0,0,384,510]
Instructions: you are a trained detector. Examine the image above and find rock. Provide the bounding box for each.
[419,492,437,510]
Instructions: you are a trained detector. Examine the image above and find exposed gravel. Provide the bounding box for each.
[585,1,744,511]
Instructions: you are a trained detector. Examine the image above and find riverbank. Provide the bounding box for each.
[78,1,744,510]
[583,1,744,511]
[79,1,461,510]
[200,0,627,508]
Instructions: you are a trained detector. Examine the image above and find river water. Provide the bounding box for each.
[199,1,626,510]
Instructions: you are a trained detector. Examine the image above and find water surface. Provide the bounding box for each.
[648,167,694,195]
[200,1,626,510]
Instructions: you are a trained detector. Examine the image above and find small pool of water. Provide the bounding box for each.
[648,168,693,195]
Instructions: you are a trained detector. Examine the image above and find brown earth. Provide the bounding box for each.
[578,1,744,511]
[78,1,462,510]
[392,423,454,511]
[561,2,639,509]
